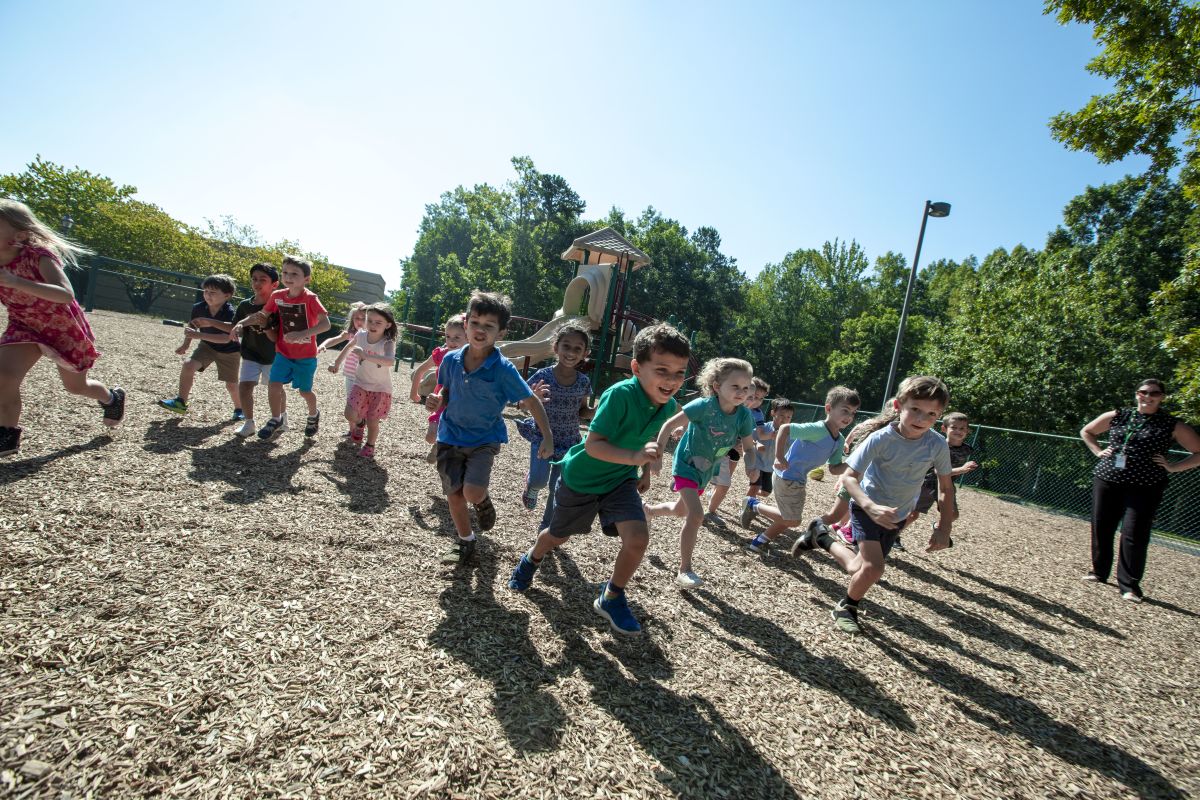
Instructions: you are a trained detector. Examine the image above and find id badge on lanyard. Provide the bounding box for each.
[1114,453,1127,470]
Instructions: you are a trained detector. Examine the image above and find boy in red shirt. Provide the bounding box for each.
[232,256,330,440]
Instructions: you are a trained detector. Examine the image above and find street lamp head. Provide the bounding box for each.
[927,201,951,218]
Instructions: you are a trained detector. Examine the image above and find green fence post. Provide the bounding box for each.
[84,257,99,312]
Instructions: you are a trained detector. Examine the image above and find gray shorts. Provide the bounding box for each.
[436,443,500,495]
[548,477,645,538]
[239,359,271,384]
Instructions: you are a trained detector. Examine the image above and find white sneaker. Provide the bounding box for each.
[234,419,257,438]
[675,571,704,590]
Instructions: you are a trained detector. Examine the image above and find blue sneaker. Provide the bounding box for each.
[232,408,245,421]
[593,588,641,635]
[508,553,538,591]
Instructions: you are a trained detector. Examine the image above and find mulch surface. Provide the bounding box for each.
[2,309,1198,799]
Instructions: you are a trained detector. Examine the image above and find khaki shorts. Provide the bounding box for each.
[709,456,733,488]
[774,476,808,522]
[191,342,240,383]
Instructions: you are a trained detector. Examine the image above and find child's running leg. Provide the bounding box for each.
[225,381,240,411]
[593,519,650,634]
[0,343,42,428]
[524,445,552,510]
[59,365,125,427]
[299,390,319,436]
[706,483,731,515]
[424,420,438,444]
[675,488,706,588]
[364,419,380,446]
[175,359,200,403]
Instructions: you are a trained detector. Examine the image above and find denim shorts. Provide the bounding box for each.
[548,477,645,538]
[849,502,908,557]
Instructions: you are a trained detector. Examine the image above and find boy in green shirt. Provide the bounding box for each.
[507,323,692,635]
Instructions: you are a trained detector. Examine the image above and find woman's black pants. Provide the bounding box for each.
[1090,476,1167,592]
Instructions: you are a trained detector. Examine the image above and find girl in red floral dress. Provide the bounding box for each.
[0,199,126,457]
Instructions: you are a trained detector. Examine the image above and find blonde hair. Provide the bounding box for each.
[698,357,752,397]
[347,301,368,325]
[444,312,466,332]
[0,199,91,269]
[845,400,898,453]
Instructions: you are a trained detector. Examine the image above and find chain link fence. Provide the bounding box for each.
[783,402,1198,543]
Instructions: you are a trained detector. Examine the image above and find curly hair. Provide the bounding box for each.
[697,357,753,397]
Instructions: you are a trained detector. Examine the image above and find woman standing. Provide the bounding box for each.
[1080,379,1200,601]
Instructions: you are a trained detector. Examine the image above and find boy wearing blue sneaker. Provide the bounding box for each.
[507,323,692,635]
[426,290,554,566]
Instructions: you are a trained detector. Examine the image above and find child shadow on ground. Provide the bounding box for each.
[407,494,451,533]
[427,546,568,753]
[680,588,916,733]
[869,627,1187,800]
[952,567,1127,638]
[318,441,389,514]
[778,553,1020,676]
[143,418,229,454]
[524,552,802,799]
[187,437,315,505]
[0,433,113,487]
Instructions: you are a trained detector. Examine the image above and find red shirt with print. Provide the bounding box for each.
[263,288,327,360]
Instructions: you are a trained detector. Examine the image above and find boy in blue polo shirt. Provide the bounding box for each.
[426,290,553,566]
[741,386,860,554]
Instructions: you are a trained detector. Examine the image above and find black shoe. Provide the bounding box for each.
[892,537,906,552]
[474,497,497,531]
[0,426,21,458]
[441,537,477,566]
[100,387,126,428]
[304,412,320,437]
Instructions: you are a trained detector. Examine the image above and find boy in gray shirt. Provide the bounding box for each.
[801,375,955,634]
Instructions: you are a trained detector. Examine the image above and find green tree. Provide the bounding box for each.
[1047,0,1200,418]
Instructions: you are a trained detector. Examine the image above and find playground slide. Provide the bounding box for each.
[497,314,587,363]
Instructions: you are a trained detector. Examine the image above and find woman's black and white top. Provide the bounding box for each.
[1093,408,1177,486]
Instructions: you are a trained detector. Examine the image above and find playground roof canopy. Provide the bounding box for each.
[561,227,652,270]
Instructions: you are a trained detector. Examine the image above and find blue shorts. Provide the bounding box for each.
[849,502,908,557]
[269,355,318,392]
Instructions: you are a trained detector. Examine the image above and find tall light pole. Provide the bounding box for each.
[881,200,950,407]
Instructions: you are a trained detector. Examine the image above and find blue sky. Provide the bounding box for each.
[2,1,1147,292]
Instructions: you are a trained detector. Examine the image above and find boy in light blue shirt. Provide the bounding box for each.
[426,291,553,566]
[741,387,859,553]
[801,376,955,634]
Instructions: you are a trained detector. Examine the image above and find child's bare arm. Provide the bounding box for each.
[739,433,758,476]
[317,330,352,353]
[578,397,595,421]
[655,409,689,459]
[773,426,791,471]
[518,394,555,459]
[409,354,437,401]
[585,430,659,469]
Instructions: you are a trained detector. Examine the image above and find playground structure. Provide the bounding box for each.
[402,227,699,398]
[498,227,698,396]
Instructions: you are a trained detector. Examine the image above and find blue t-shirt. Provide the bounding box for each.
[775,420,847,482]
[846,423,952,518]
[749,412,774,473]
[672,396,755,488]
[191,300,239,353]
[436,345,533,447]
[517,366,591,458]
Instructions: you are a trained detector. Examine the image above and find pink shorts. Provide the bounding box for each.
[671,476,705,496]
[428,383,445,423]
[347,385,393,422]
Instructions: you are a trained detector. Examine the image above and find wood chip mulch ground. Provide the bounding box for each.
[2,309,1198,799]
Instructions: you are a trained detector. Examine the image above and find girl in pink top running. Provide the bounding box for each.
[409,313,467,463]
[0,200,126,458]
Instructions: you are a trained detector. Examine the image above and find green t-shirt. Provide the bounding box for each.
[672,396,755,488]
[559,377,679,495]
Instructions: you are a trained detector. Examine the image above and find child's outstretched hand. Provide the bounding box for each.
[183,326,200,339]
[425,393,443,413]
[865,502,900,529]
[963,460,979,472]
[774,459,788,472]
[537,438,554,460]
[637,441,661,473]
[637,471,652,494]
[669,425,685,441]
[926,522,953,552]
[530,379,551,401]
